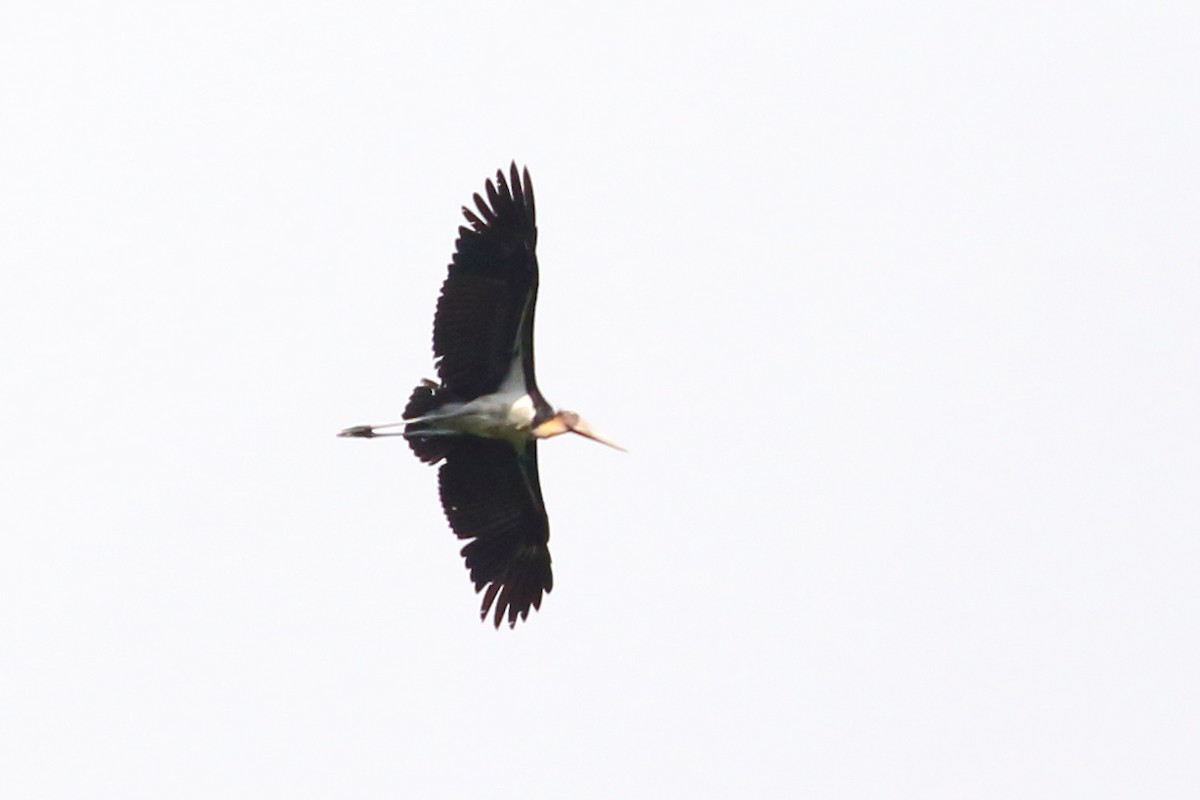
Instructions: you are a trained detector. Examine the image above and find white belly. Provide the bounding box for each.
[409,354,536,444]
[435,391,534,442]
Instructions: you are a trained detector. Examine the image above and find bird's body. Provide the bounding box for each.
[340,164,621,628]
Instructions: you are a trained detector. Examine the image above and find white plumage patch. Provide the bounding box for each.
[505,394,535,427]
[403,354,536,446]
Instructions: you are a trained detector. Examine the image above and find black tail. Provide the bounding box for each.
[403,381,458,464]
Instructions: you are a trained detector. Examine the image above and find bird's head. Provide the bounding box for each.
[532,410,625,451]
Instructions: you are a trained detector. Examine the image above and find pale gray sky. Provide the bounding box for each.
[3,2,1198,797]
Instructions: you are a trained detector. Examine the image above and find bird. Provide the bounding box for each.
[339,163,622,628]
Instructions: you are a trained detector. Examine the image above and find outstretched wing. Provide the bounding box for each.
[432,163,539,399]
[437,437,553,628]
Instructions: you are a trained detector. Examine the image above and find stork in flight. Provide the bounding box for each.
[340,163,622,628]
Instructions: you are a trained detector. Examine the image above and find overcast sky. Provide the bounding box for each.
[3,2,1198,797]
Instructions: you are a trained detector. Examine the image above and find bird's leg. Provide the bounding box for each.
[338,419,465,439]
[338,425,377,438]
[337,421,404,438]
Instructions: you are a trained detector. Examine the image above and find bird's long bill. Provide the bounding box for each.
[568,417,626,452]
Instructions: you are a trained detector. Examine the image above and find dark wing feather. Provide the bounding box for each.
[437,437,553,628]
[402,381,458,464]
[433,163,539,398]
